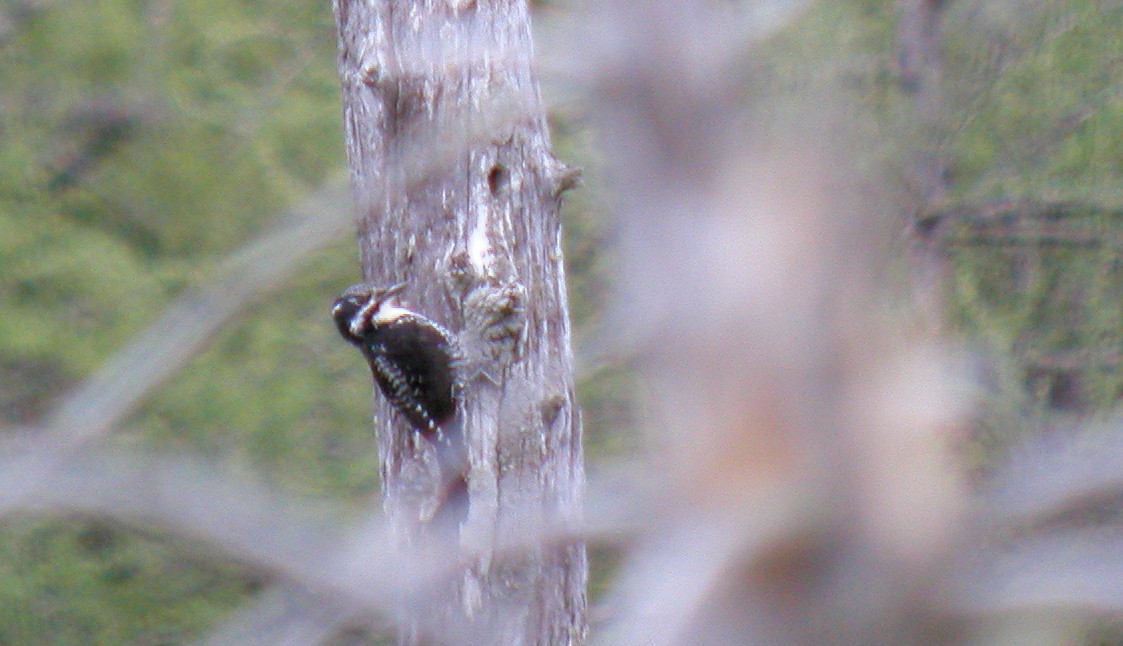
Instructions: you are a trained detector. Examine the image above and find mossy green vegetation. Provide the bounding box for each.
[0,0,362,640]
[942,2,1123,439]
[0,519,256,645]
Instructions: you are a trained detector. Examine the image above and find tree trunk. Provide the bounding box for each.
[897,0,948,210]
[331,1,586,644]
[896,0,952,323]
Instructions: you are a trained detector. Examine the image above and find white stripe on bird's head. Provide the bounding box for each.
[372,301,411,325]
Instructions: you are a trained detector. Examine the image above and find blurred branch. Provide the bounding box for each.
[574,0,963,644]
[928,199,1123,247]
[0,181,352,517]
[39,180,352,448]
[983,429,1123,529]
[1023,350,1123,371]
[0,448,394,610]
[0,443,648,640]
[943,227,1116,248]
[897,0,954,327]
[897,0,950,210]
[196,584,366,646]
[949,528,1123,617]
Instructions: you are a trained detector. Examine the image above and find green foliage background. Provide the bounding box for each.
[1,0,1122,641]
[0,0,374,640]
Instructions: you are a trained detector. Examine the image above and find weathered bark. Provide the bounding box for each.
[331,1,586,644]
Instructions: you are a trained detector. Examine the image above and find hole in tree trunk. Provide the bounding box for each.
[488,164,508,195]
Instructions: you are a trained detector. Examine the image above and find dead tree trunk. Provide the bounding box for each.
[331,1,586,644]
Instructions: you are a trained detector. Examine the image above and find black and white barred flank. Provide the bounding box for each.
[331,283,458,437]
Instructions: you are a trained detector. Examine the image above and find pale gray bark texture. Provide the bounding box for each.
[331,1,586,644]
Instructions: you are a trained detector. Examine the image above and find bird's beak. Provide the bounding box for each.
[382,282,407,298]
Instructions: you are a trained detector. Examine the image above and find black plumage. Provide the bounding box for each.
[332,284,458,436]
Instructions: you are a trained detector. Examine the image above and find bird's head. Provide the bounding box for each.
[331,282,407,343]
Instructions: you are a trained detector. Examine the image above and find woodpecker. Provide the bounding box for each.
[331,283,458,437]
